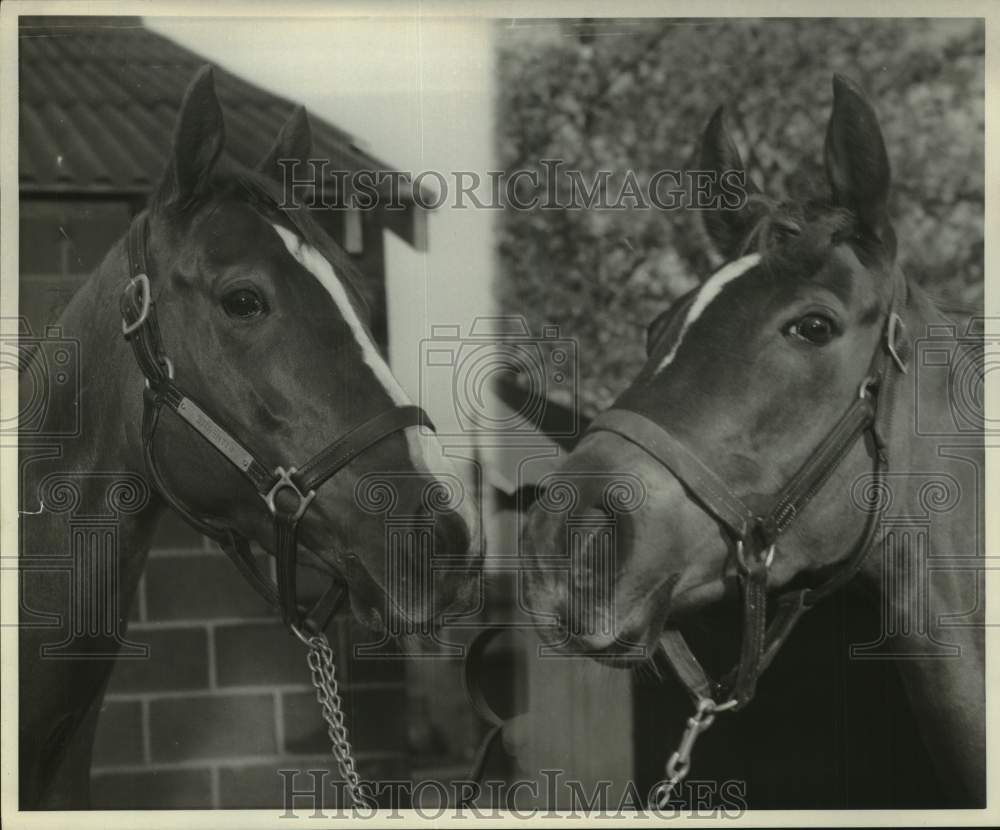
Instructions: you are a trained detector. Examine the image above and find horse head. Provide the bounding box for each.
[523,75,908,664]
[127,67,481,631]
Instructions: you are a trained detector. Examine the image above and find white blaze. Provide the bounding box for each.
[272,223,409,405]
[270,223,446,475]
[654,253,761,374]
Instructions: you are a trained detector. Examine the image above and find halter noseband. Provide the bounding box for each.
[120,210,433,634]
[586,289,910,710]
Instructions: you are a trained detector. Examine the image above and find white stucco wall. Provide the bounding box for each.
[144,15,495,437]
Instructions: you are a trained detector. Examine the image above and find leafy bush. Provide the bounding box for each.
[496,18,984,414]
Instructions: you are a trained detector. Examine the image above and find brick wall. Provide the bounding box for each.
[90,513,416,809]
[18,200,131,335]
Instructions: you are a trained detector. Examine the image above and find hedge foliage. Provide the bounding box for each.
[496,18,984,414]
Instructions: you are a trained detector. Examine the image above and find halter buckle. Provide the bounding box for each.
[122,274,151,336]
[143,356,175,390]
[263,466,317,522]
[885,312,908,374]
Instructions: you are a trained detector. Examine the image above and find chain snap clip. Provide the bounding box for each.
[651,696,737,809]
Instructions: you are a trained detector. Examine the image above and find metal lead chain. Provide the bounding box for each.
[297,628,366,807]
[650,697,737,809]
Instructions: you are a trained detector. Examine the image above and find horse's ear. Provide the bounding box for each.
[824,75,894,254]
[698,106,763,262]
[156,65,225,209]
[257,106,312,182]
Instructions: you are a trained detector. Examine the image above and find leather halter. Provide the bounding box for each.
[586,289,910,710]
[120,210,433,633]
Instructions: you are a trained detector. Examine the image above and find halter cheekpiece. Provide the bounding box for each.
[587,284,911,711]
[119,210,433,635]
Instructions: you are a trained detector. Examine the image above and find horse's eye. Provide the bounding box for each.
[788,314,836,345]
[221,288,266,319]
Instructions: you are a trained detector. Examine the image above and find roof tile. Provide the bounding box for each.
[18,16,412,198]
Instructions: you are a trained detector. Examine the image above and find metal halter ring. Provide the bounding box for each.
[263,466,317,521]
[122,274,151,336]
[734,539,775,572]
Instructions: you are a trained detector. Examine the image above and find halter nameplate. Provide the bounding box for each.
[122,206,437,632]
[176,397,255,472]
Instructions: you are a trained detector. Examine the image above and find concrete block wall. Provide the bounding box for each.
[90,512,410,809]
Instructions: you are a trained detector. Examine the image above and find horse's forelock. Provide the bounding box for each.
[738,201,887,286]
[152,160,373,320]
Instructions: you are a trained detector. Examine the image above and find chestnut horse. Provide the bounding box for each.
[523,76,983,805]
[19,67,481,808]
